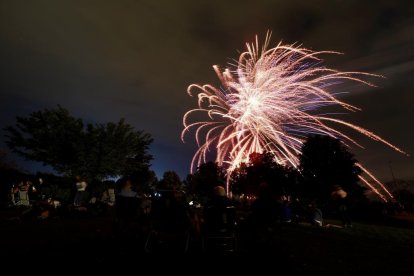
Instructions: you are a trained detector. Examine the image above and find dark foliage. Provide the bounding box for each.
[299,135,363,202]
[4,106,153,182]
[186,162,226,198]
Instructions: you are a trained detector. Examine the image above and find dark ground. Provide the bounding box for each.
[0,210,413,274]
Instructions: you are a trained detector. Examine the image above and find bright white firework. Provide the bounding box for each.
[182,32,406,200]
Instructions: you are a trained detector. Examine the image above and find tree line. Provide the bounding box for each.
[4,106,153,183]
[3,106,413,209]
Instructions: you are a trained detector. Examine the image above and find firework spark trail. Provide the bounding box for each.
[182,32,406,200]
[358,175,388,202]
[357,163,395,199]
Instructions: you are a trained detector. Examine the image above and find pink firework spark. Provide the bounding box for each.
[182,32,406,200]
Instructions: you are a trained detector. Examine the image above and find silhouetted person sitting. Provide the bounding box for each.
[291,197,307,223]
[203,186,235,234]
[246,182,280,251]
[101,182,116,207]
[115,178,141,235]
[146,191,190,252]
[16,181,31,207]
[201,186,237,252]
[308,201,323,227]
[281,199,292,223]
[249,182,279,229]
[151,191,190,234]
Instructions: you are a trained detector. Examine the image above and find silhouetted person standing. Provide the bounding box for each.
[331,185,352,228]
[74,176,88,207]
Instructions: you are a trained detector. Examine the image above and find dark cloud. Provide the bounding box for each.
[0,0,413,180]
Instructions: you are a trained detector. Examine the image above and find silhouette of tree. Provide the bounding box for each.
[229,162,248,195]
[0,149,17,170]
[394,189,414,212]
[130,168,158,194]
[230,152,295,197]
[4,106,153,181]
[299,135,363,202]
[187,162,226,198]
[157,171,182,190]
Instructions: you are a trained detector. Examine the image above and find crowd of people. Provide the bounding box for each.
[107,178,354,252]
[7,176,115,219]
[5,175,354,252]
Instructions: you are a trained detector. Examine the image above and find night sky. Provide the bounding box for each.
[1,0,413,181]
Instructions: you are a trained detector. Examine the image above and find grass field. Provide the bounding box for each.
[276,221,414,274]
[0,213,413,274]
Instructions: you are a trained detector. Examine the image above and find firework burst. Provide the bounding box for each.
[182,32,406,200]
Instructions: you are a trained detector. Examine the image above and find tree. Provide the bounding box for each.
[4,106,153,181]
[230,152,294,196]
[5,106,84,175]
[157,171,182,190]
[79,118,153,180]
[394,189,414,212]
[130,169,158,194]
[187,162,226,197]
[0,149,17,170]
[229,162,248,195]
[299,135,363,202]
